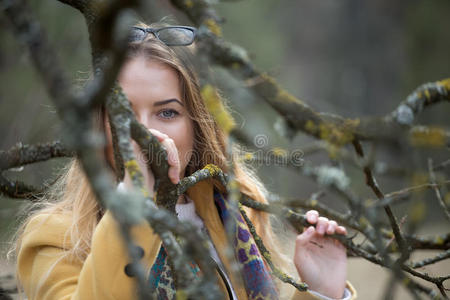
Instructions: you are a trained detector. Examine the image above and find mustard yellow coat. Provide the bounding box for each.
[18,180,356,300]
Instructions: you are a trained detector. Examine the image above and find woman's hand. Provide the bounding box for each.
[123,128,181,193]
[294,210,348,299]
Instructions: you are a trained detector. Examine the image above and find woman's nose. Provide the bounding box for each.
[137,110,151,129]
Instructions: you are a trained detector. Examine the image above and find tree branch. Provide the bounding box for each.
[428,158,450,223]
[0,173,43,200]
[411,249,450,269]
[0,141,72,171]
[238,202,309,292]
[171,0,450,147]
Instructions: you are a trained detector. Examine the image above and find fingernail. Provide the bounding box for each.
[307,226,315,234]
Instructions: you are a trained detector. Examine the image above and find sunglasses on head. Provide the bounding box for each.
[129,26,197,46]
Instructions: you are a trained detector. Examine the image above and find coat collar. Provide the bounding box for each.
[186,179,248,300]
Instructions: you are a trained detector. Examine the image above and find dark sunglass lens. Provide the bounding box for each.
[157,27,195,46]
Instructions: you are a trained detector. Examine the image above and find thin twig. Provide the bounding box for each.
[428,158,450,223]
[238,202,308,292]
[352,140,409,258]
[410,249,450,269]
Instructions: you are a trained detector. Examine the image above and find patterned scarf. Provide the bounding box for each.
[148,190,279,300]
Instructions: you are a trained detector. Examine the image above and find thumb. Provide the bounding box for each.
[295,226,315,248]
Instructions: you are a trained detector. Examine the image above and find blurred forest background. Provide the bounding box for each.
[1,0,450,299]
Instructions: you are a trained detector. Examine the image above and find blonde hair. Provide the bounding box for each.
[12,22,295,297]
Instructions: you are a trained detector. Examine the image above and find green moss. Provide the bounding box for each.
[326,144,340,160]
[409,127,446,148]
[271,147,286,157]
[260,73,307,106]
[385,231,394,239]
[435,236,444,245]
[444,193,450,206]
[425,88,432,100]
[262,251,272,261]
[439,78,450,90]
[231,62,241,69]
[276,88,302,105]
[125,160,140,178]
[243,152,253,161]
[258,73,361,148]
[391,243,398,252]
[203,163,222,176]
[201,84,236,134]
[140,188,149,198]
[204,18,222,37]
[306,119,359,147]
[359,217,369,228]
[305,120,317,134]
[184,0,193,8]
[229,179,240,190]
[402,277,411,286]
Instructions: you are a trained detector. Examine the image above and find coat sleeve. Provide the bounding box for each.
[17,211,161,300]
[291,282,357,300]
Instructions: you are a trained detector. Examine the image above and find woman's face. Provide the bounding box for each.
[108,55,194,178]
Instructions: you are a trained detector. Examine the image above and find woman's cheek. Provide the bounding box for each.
[176,121,195,175]
[177,137,194,174]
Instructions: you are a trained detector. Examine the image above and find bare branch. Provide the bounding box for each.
[389,80,450,126]
[352,140,409,258]
[238,202,309,292]
[411,249,450,269]
[0,173,43,200]
[177,164,228,195]
[428,158,450,223]
[0,141,72,171]
[406,232,450,251]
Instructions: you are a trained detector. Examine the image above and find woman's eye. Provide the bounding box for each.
[157,109,179,119]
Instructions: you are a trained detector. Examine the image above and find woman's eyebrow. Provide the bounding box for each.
[153,98,184,107]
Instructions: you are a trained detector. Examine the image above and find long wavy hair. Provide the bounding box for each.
[11,22,295,297]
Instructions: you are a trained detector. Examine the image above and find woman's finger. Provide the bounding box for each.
[316,217,329,235]
[336,225,347,235]
[148,129,180,184]
[149,128,168,141]
[326,220,338,235]
[161,138,180,184]
[306,210,319,224]
[296,226,315,247]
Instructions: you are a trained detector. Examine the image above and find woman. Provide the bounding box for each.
[14,23,356,299]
